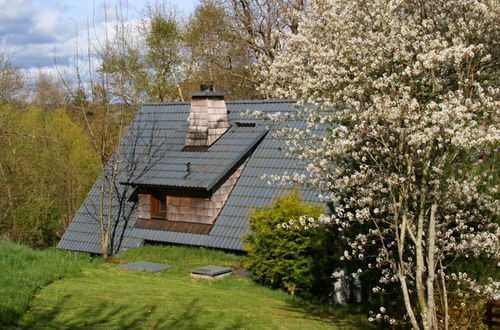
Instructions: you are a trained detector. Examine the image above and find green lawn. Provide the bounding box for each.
[2,242,370,329]
[0,240,91,327]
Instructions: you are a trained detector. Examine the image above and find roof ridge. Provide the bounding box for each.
[143,102,189,106]
[142,99,296,106]
[227,99,296,104]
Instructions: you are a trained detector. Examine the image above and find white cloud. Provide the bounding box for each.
[32,9,61,36]
[0,0,33,21]
[1,0,196,74]
[1,0,125,71]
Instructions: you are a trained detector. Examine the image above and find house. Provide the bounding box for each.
[57,86,320,254]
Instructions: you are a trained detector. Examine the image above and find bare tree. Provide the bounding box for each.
[53,2,135,257]
[0,53,24,103]
[221,0,305,60]
[184,0,259,99]
[32,70,68,111]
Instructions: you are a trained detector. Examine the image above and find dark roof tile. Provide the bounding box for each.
[57,100,321,254]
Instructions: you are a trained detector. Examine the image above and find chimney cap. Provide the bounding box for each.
[200,82,214,92]
[188,90,226,99]
[188,82,225,99]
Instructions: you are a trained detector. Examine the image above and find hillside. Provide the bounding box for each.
[0,241,370,329]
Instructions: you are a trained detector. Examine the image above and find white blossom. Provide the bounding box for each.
[258,0,500,328]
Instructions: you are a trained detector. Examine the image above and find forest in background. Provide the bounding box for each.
[0,0,304,247]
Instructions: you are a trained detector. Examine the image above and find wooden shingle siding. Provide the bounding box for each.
[167,196,213,223]
[163,158,247,226]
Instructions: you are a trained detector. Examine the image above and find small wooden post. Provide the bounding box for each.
[485,301,492,330]
[484,300,500,330]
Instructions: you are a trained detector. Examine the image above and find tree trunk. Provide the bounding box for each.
[399,268,421,330]
[397,212,421,329]
[439,259,449,330]
[416,162,430,327]
[426,203,438,329]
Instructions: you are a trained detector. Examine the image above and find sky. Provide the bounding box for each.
[0,0,198,77]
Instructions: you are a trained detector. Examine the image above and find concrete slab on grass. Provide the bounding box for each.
[190,265,233,280]
[118,261,171,272]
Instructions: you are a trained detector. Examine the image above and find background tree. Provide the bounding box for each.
[0,53,24,103]
[99,3,184,105]
[31,71,68,111]
[258,0,499,328]
[184,0,258,99]
[0,106,99,246]
[216,0,305,96]
[90,0,310,102]
[221,0,305,60]
[183,0,307,99]
[142,4,184,101]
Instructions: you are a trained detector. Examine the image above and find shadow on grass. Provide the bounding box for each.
[12,295,157,330]
[282,298,374,329]
[0,305,22,328]
[169,298,245,330]
[13,296,244,330]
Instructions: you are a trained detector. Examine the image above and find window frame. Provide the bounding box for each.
[150,192,167,219]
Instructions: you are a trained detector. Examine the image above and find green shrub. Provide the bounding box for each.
[243,191,335,299]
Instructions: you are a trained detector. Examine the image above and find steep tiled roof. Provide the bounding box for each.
[57,100,320,254]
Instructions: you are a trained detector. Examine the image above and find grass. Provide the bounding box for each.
[0,240,91,326]
[2,242,371,329]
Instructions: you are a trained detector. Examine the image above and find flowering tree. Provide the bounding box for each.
[257,0,500,328]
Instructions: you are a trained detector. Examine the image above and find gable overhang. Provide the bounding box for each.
[206,129,267,193]
[120,129,268,194]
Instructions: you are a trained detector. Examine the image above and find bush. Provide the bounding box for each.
[440,258,497,329]
[243,191,335,299]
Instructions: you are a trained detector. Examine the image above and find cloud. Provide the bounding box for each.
[0,0,197,74]
[0,0,96,69]
[0,1,68,71]
[0,0,34,37]
[0,0,67,42]
[0,0,32,21]
[32,9,62,36]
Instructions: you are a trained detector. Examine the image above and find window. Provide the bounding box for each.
[151,193,167,219]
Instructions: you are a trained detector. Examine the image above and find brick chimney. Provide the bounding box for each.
[185,84,230,148]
